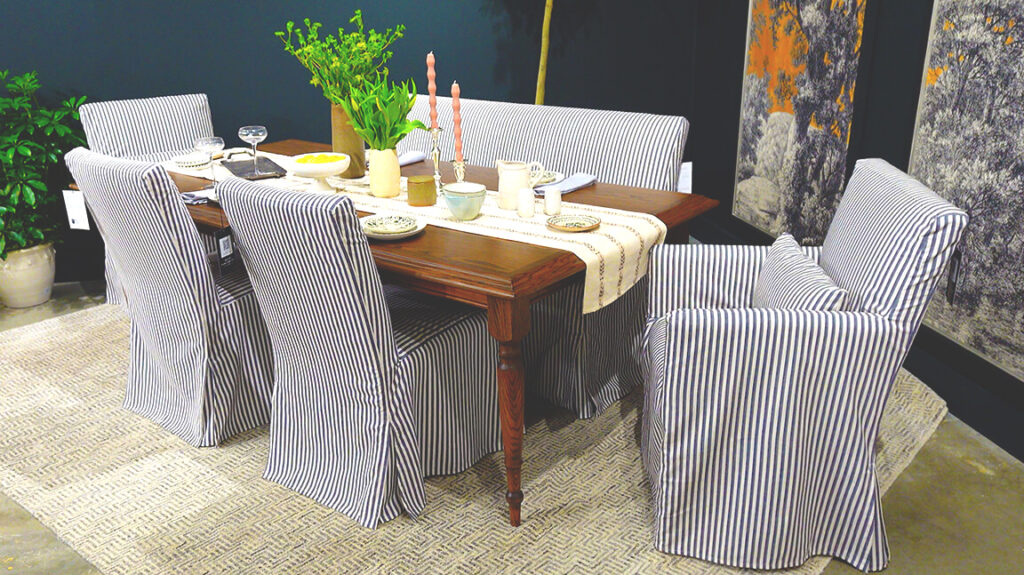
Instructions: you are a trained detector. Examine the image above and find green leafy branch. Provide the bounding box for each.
[275,11,405,106]
[339,72,426,151]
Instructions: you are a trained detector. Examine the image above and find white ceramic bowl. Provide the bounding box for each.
[289,153,351,191]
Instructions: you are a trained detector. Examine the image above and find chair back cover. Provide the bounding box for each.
[218,181,398,382]
[399,95,689,191]
[80,93,214,160]
[219,179,419,524]
[65,147,218,331]
[821,158,969,333]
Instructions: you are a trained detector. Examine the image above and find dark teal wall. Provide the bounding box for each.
[0,1,696,146]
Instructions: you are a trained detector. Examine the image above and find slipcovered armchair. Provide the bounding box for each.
[641,159,968,571]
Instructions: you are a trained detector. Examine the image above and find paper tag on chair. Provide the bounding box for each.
[63,189,90,230]
[216,227,238,273]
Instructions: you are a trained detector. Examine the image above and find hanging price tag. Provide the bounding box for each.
[946,247,963,304]
[62,189,90,230]
[215,226,238,273]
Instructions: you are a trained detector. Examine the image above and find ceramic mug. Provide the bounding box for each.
[496,160,544,210]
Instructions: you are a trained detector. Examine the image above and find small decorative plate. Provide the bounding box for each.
[173,151,211,170]
[536,170,565,186]
[546,214,601,233]
[360,214,426,240]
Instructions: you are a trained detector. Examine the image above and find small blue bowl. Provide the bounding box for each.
[442,182,487,221]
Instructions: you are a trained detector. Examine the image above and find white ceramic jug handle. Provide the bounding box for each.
[527,161,545,187]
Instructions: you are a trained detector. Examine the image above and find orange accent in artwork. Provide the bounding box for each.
[926,66,948,86]
[1007,36,1015,45]
[944,19,956,30]
[747,0,807,114]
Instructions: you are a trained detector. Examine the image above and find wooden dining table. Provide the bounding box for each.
[175,139,718,526]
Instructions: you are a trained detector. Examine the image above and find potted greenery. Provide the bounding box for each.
[340,73,425,198]
[0,71,85,308]
[276,11,406,179]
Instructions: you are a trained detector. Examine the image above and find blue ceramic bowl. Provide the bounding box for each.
[442,182,487,221]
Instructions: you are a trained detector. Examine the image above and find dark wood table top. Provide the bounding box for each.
[175,139,718,306]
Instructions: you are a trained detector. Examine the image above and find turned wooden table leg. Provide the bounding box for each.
[487,296,530,527]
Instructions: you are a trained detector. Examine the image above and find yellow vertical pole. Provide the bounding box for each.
[535,0,554,105]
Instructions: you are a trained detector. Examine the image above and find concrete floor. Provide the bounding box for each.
[1,283,1023,574]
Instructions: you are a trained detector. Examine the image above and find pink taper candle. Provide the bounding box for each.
[426,52,438,130]
[451,81,463,162]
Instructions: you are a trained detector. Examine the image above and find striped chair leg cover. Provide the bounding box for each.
[65,148,273,447]
[401,95,689,419]
[217,178,501,528]
[640,159,968,571]
[79,93,217,306]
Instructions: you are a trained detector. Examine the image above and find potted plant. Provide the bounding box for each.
[276,11,406,179]
[340,73,425,198]
[0,71,85,308]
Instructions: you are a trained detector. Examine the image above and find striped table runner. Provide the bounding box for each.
[165,154,666,313]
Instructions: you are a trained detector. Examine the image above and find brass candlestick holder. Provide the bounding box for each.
[429,127,443,193]
[453,160,466,183]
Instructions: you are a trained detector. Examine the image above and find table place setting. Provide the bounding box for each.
[161,49,665,313]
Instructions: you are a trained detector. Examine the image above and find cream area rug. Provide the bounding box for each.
[0,306,947,574]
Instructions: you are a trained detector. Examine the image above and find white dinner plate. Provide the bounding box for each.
[360,214,427,241]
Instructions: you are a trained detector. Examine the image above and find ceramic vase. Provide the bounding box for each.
[368,149,401,198]
[0,243,55,308]
[330,104,366,178]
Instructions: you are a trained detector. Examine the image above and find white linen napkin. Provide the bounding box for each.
[180,189,217,205]
[535,172,597,196]
[398,151,426,166]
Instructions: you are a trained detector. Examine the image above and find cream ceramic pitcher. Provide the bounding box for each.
[496,160,544,210]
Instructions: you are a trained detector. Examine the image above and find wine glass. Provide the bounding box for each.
[194,136,225,184]
[238,125,268,175]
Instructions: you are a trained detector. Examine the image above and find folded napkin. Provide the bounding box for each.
[180,189,217,205]
[398,151,427,166]
[535,172,597,196]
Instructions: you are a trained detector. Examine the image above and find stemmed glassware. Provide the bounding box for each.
[238,125,268,175]
[194,136,225,185]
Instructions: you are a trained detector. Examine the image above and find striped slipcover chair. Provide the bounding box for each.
[400,95,690,418]
[641,159,969,571]
[64,148,273,447]
[79,93,216,306]
[217,178,502,528]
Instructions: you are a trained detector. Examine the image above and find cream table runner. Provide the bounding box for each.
[163,152,666,313]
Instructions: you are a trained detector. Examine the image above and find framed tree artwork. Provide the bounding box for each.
[909,0,1024,382]
[732,0,868,244]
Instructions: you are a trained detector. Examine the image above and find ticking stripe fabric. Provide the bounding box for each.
[79,93,216,306]
[217,178,501,528]
[64,148,273,447]
[79,93,214,161]
[752,233,848,311]
[398,96,689,192]
[641,159,968,571]
[821,158,970,330]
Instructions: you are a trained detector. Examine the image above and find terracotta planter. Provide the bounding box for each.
[331,104,366,179]
[0,243,56,308]
[368,149,401,198]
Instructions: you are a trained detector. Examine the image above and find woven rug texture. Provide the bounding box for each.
[0,305,947,574]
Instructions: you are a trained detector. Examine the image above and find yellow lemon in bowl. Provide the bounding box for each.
[295,153,347,164]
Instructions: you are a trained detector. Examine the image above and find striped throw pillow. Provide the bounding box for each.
[752,234,848,311]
